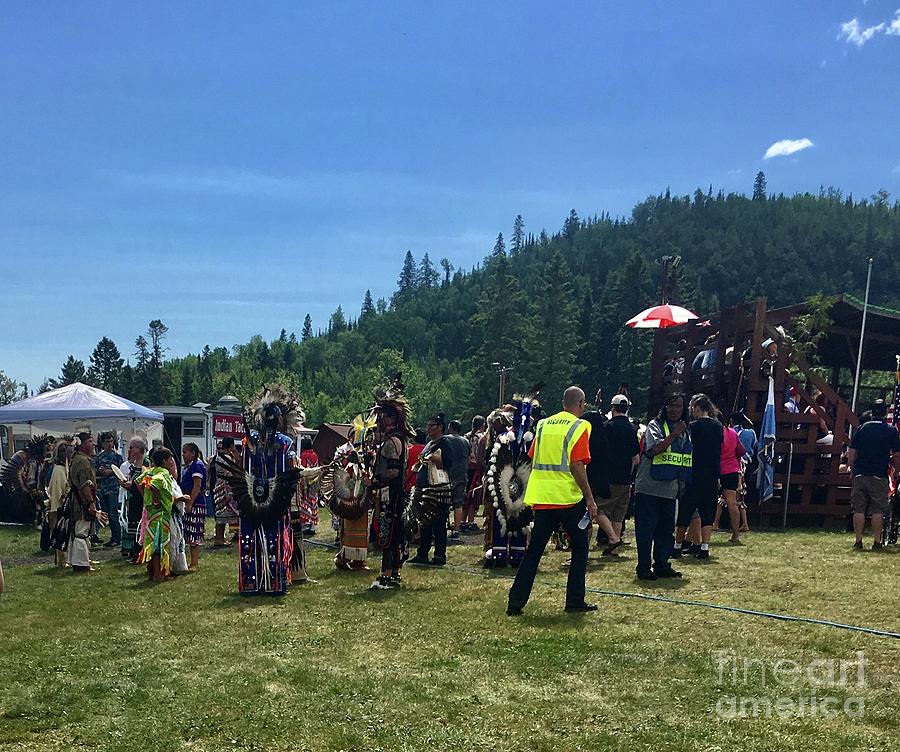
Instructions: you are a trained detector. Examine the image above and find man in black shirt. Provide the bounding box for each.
[849,400,900,550]
[675,394,723,560]
[600,395,640,550]
[581,392,622,554]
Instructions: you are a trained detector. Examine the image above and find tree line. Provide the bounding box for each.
[10,176,899,425]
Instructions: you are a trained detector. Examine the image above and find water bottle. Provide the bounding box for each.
[577,510,591,530]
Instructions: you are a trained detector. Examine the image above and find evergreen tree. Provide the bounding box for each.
[133,336,151,403]
[491,233,506,259]
[301,314,313,341]
[329,306,347,337]
[439,257,454,286]
[417,253,439,289]
[511,214,525,255]
[360,289,375,321]
[278,328,288,342]
[392,250,418,307]
[86,337,124,391]
[50,355,86,388]
[472,254,531,406]
[563,209,580,241]
[753,171,767,201]
[376,297,388,315]
[288,332,298,345]
[524,249,579,399]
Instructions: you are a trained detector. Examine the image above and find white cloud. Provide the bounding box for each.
[763,138,815,160]
[887,10,900,36]
[838,10,900,45]
[838,18,885,46]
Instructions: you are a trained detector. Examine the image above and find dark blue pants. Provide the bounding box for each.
[633,492,676,574]
[508,501,588,611]
[417,510,448,563]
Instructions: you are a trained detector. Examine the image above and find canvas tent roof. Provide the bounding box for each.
[0,382,163,433]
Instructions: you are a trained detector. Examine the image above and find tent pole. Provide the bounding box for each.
[850,257,874,420]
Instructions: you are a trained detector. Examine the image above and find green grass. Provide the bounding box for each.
[1,521,899,751]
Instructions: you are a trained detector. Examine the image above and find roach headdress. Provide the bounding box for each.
[371,372,415,438]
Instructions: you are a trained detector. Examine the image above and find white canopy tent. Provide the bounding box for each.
[0,383,163,448]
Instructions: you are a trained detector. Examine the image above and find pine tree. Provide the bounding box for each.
[329,306,347,337]
[439,257,454,286]
[360,289,375,321]
[133,335,151,403]
[563,209,580,241]
[278,328,288,342]
[511,214,525,255]
[417,253,439,289]
[524,249,579,399]
[86,337,124,391]
[392,250,418,307]
[50,355,86,389]
[301,314,313,341]
[288,332,298,345]
[472,254,532,406]
[491,233,506,259]
[753,171,767,201]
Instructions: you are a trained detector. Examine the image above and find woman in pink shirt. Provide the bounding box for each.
[719,421,746,544]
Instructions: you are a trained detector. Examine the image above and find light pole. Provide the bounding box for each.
[657,254,681,305]
[492,362,513,407]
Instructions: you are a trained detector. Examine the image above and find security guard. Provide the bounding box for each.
[507,386,598,615]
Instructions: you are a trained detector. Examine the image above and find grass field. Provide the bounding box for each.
[1,521,899,752]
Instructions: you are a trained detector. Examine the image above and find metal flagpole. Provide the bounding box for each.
[850,257,874,418]
[783,441,793,530]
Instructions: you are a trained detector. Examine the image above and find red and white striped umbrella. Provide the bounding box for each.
[625,304,698,329]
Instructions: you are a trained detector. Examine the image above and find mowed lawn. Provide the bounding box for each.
[1,521,900,752]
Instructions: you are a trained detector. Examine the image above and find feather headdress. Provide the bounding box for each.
[242,383,305,436]
[371,372,415,438]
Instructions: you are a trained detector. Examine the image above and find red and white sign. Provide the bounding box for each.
[212,413,244,438]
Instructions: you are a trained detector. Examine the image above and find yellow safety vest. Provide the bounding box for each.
[650,420,693,481]
[523,411,591,506]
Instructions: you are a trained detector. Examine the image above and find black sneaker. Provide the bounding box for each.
[654,567,682,578]
[388,574,402,587]
[853,540,863,550]
[671,547,683,559]
[694,549,710,561]
[430,558,446,567]
[506,606,523,617]
[369,576,393,590]
[448,532,461,544]
[872,541,884,551]
[636,570,658,581]
[408,556,430,566]
[90,535,102,545]
[564,603,598,613]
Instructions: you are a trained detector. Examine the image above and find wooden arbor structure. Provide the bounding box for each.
[647,295,900,527]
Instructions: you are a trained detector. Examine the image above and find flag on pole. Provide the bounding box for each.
[757,375,777,503]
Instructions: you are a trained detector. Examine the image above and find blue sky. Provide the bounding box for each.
[2,1,899,390]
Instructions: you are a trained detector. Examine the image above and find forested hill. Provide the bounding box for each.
[38,183,900,425]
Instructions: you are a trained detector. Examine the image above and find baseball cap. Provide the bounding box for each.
[610,394,630,408]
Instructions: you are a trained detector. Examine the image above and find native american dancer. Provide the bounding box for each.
[1,434,52,527]
[214,385,319,595]
[367,375,414,590]
[482,392,541,568]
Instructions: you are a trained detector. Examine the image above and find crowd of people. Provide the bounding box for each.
[3,379,898,612]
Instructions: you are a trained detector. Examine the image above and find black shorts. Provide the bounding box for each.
[720,472,739,492]
[677,479,718,527]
